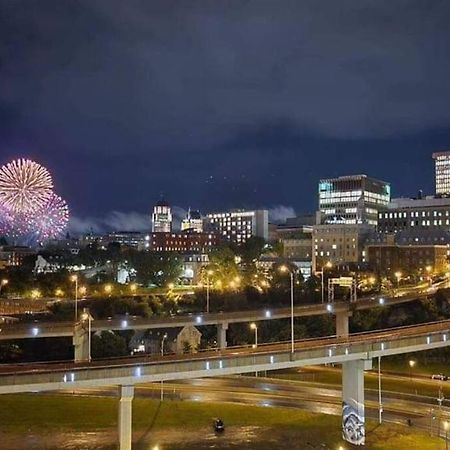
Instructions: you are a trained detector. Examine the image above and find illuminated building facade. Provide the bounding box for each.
[205,209,268,244]
[312,223,374,271]
[149,230,221,253]
[377,196,450,235]
[152,200,172,233]
[433,151,450,196]
[367,244,450,275]
[319,175,390,226]
[181,209,203,233]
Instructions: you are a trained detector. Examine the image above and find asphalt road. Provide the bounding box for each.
[56,373,450,437]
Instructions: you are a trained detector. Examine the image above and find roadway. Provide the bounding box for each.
[0,282,439,341]
[56,375,450,435]
[0,318,449,394]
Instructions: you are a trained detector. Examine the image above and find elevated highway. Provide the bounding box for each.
[0,319,449,449]
[0,285,435,343]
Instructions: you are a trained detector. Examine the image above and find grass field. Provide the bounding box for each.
[0,394,445,449]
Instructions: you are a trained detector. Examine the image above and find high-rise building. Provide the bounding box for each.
[318,175,390,226]
[181,209,203,233]
[205,209,268,244]
[151,200,172,233]
[433,151,450,196]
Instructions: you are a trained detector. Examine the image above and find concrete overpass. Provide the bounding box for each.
[0,287,433,361]
[0,319,449,448]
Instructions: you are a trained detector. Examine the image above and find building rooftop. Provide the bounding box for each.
[387,196,450,209]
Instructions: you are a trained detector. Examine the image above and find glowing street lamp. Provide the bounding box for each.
[55,288,64,297]
[70,274,78,321]
[167,282,175,290]
[394,271,402,288]
[250,322,258,347]
[79,286,87,297]
[409,359,416,381]
[104,284,112,295]
[30,289,41,299]
[81,309,92,362]
[161,333,168,356]
[130,283,137,294]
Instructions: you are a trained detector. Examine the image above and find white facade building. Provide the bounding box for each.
[433,151,450,196]
[205,209,268,244]
[151,200,172,233]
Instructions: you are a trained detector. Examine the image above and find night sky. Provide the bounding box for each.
[1,1,450,232]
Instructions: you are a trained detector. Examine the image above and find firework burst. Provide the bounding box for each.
[0,158,69,245]
[28,194,69,240]
[0,158,53,213]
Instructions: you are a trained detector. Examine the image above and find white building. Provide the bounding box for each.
[433,151,450,197]
[152,200,172,233]
[205,209,268,244]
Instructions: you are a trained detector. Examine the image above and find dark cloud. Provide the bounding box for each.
[1,1,450,218]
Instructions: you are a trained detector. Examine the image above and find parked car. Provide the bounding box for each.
[213,418,225,433]
[431,374,448,381]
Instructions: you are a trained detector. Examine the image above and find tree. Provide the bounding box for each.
[91,331,128,358]
[126,250,182,287]
[205,245,241,287]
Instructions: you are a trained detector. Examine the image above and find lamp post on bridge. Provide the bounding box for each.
[250,323,258,377]
[81,308,92,362]
[279,265,295,353]
[316,261,332,304]
[70,275,78,321]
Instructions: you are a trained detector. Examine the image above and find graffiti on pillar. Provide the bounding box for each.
[342,402,365,446]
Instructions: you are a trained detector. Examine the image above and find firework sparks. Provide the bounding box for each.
[0,158,69,244]
[29,194,69,240]
[0,158,53,213]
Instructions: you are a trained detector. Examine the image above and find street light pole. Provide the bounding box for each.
[81,309,92,362]
[279,265,295,353]
[250,323,258,377]
[71,275,78,321]
[290,272,294,354]
[161,333,167,356]
[321,270,324,304]
[206,270,213,314]
[378,356,383,424]
[161,333,168,401]
[206,274,210,314]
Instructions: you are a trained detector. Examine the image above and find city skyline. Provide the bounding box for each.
[2,2,450,225]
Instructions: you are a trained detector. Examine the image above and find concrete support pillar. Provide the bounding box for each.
[335,310,352,338]
[73,322,89,362]
[118,385,134,450]
[217,322,228,349]
[342,359,372,446]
